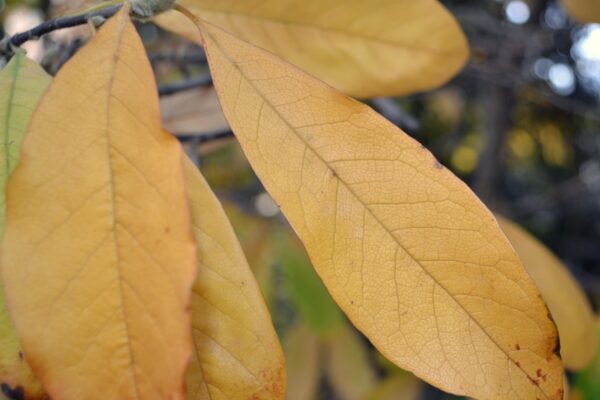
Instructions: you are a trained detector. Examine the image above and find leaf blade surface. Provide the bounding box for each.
[1,9,196,399]
[561,0,600,23]
[183,158,286,400]
[199,21,564,400]
[0,52,51,400]
[157,0,469,98]
[497,216,597,371]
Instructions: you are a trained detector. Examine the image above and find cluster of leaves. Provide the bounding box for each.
[0,1,598,399]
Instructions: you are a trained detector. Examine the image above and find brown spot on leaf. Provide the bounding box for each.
[526,376,540,386]
[552,337,561,358]
[535,368,548,382]
[546,309,563,359]
[515,343,520,350]
[515,361,521,367]
[18,352,23,361]
[164,226,170,234]
[253,364,286,399]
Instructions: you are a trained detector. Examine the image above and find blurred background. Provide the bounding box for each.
[1,0,599,399]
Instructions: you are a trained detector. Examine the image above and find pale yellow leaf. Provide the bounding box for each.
[0,8,196,399]
[563,375,570,400]
[160,87,229,136]
[283,323,320,400]
[0,53,50,400]
[182,157,286,400]
[561,0,600,23]
[197,20,564,399]
[221,204,275,306]
[364,373,422,400]
[325,323,376,400]
[497,217,597,371]
[157,0,469,98]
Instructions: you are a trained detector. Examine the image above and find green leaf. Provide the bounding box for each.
[0,53,51,232]
[275,228,344,336]
[573,321,600,399]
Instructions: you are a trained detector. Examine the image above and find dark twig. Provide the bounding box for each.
[370,97,420,133]
[149,50,206,66]
[158,75,213,96]
[175,129,233,143]
[4,4,122,50]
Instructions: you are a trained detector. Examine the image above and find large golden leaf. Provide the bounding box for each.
[0,53,50,400]
[0,8,196,399]
[196,20,564,399]
[182,158,285,399]
[561,0,600,23]
[497,217,597,371]
[157,0,469,98]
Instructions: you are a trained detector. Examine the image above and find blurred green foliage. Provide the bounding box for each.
[274,230,344,336]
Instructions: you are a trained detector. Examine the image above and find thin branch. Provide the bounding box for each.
[149,50,206,65]
[3,4,122,50]
[176,130,233,143]
[158,75,213,96]
[370,97,420,133]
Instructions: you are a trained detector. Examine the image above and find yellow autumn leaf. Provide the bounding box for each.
[364,373,422,400]
[182,157,286,399]
[561,0,600,23]
[283,323,320,400]
[563,375,570,400]
[0,52,50,400]
[497,216,597,371]
[193,19,564,399]
[160,86,229,136]
[221,204,275,306]
[157,0,469,98]
[325,323,376,400]
[1,8,196,399]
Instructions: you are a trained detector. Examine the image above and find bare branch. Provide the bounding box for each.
[2,4,122,53]
[176,129,233,143]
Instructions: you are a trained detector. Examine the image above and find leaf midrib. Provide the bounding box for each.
[203,24,552,400]
[102,12,141,399]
